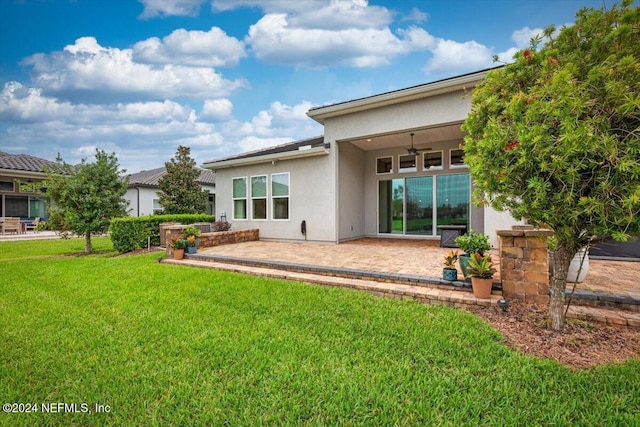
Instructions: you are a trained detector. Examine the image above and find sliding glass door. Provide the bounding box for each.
[378,173,469,236]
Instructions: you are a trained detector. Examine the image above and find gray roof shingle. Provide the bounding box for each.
[204,135,325,164]
[0,152,64,173]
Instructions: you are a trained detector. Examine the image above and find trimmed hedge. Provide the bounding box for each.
[110,214,215,253]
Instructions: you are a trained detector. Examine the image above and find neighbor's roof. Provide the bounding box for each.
[127,166,216,187]
[0,151,64,174]
[203,135,326,166]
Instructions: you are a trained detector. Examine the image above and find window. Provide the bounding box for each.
[450,149,466,168]
[271,173,289,220]
[152,199,163,214]
[251,175,267,220]
[232,177,247,220]
[0,181,14,192]
[423,151,443,170]
[398,154,417,173]
[376,156,393,174]
[206,194,215,216]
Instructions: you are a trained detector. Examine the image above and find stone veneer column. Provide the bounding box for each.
[497,225,553,303]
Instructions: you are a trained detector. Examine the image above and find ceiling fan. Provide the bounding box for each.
[406,133,431,156]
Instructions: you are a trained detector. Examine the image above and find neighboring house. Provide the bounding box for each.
[203,69,520,247]
[125,167,216,216]
[0,152,60,219]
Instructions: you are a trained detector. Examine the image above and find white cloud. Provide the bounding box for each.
[133,27,246,67]
[402,7,428,23]
[247,13,406,68]
[200,99,233,121]
[425,38,495,73]
[138,0,206,18]
[511,26,545,49]
[1,82,321,173]
[22,37,246,102]
[238,136,292,153]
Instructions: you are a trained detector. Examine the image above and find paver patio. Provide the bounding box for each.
[196,238,638,297]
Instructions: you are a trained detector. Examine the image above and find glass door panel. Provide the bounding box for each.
[436,174,470,233]
[406,176,433,235]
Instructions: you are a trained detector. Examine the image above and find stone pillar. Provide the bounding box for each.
[497,225,553,303]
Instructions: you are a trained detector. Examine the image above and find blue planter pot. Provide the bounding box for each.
[443,268,458,281]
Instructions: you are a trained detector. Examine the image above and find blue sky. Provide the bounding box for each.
[0,0,609,173]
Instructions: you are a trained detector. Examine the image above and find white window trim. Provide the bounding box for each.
[422,150,444,171]
[271,172,290,221]
[449,148,468,169]
[398,154,418,173]
[250,175,268,221]
[152,198,163,214]
[376,156,393,175]
[232,176,248,221]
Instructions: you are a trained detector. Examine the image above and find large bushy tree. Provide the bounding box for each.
[158,145,208,214]
[44,150,129,254]
[462,0,640,330]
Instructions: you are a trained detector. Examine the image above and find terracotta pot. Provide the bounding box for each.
[173,248,185,260]
[471,277,493,299]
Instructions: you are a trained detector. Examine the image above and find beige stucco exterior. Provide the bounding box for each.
[204,69,523,247]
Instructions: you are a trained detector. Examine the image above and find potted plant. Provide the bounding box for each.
[455,231,491,279]
[466,252,497,298]
[183,225,202,254]
[169,236,187,260]
[443,249,459,281]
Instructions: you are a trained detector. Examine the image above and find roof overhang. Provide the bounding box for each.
[202,145,330,171]
[0,169,48,180]
[307,69,488,124]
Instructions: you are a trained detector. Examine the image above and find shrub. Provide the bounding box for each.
[110,214,214,253]
[455,232,491,255]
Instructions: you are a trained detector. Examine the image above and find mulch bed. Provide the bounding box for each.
[465,301,640,369]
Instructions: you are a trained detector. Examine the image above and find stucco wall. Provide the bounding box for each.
[212,151,336,242]
[322,91,471,144]
[337,142,365,241]
[125,184,215,217]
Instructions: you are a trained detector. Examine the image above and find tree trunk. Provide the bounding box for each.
[85,233,92,254]
[549,241,576,331]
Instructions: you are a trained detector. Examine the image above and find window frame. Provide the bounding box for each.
[376,156,393,174]
[449,148,467,169]
[232,176,248,220]
[271,172,290,221]
[152,198,163,214]
[422,150,443,171]
[250,175,268,221]
[398,154,418,173]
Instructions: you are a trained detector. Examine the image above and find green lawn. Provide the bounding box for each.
[1,238,638,426]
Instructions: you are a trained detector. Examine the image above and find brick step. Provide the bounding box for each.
[186,253,502,292]
[163,258,502,307]
[163,258,639,329]
[565,288,639,312]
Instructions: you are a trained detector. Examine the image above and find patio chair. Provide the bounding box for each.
[25,217,40,232]
[2,217,21,235]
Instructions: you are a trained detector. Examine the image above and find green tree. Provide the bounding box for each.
[158,145,208,214]
[44,150,129,254]
[462,0,640,330]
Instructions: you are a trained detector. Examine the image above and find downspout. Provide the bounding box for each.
[136,186,140,216]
